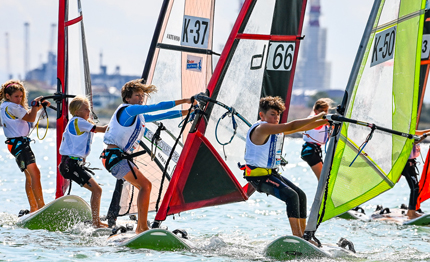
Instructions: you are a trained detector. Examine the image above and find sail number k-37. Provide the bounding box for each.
[266,42,295,71]
[181,15,210,49]
[371,26,396,67]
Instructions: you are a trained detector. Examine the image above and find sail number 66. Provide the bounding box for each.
[266,42,295,71]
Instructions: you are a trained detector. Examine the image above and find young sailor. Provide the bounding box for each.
[301,98,332,180]
[0,80,50,213]
[402,129,430,219]
[101,79,193,234]
[59,96,108,228]
[243,96,326,237]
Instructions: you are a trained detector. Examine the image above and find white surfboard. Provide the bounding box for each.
[17,195,92,231]
[370,205,430,226]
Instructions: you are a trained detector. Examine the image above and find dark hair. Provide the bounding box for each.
[121,79,157,103]
[259,96,286,114]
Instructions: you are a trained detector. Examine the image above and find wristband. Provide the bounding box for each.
[30,100,40,107]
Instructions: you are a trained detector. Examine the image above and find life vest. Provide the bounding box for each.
[103,104,146,153]
[0,101,31,138]
[244,121,284,171]
[303,121,329,145]
[59,116,95,158]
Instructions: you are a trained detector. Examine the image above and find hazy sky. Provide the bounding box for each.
[0,0,374,90]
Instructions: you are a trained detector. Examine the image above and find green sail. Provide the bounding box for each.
[318,0,426,223]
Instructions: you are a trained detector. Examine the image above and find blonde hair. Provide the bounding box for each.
[259,96,286,114]
[0,80,28,109]
[313,98,334,112]
[121,79,157,103]
[69,96,94,124]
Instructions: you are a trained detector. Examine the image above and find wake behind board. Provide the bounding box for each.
[108,228,194,251]
[17,195,91,231]
[370,206,430,226]
[264,235,356,260]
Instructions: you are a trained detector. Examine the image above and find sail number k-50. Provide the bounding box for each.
[266,42,295,71]
[371,26,396,67]
[181,15,210,49]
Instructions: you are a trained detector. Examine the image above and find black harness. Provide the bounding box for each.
[100,148,147,179]
[5,137,31,156]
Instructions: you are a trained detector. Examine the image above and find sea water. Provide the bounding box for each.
[0,130,429,261]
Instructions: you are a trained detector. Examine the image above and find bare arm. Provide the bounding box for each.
[22,96,48,123]
[251,112,326,145]
[94,125,108,133]
[291,119,328,134]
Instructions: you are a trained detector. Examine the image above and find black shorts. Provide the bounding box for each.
[6,137,36,172]
[301,142,322,167]
[59,155,92,187]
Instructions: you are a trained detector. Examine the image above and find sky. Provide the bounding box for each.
[0,0,375,91]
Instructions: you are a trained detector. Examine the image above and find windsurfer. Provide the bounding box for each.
[402,129,430,219]
[101,79,193,234]
[243,96,326,238]
[0,80,49,213]
[59,96,109,228]
[301,98,333,180]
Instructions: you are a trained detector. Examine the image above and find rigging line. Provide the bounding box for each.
[372,9,425,33]
[157,43,220,56]
[154,101,195,214]
[348,124,375,167]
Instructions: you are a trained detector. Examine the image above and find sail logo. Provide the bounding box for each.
[186,55,203,72]
[181,15,210,49]
[371,26,396,67]
[266,42,295,71]
[422,34,430,59]
[167,34,180,42]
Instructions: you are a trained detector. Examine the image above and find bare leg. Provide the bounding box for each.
[289,217,303,237]
[407,209,422,219]
[23,170,38,213]
[123,167,152,234]
[83,178,108,228]
[310,162,323,180]
[299,218,306,235]
[26,163,45,210]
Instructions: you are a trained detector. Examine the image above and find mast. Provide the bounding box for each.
[56,0,69,198]
[305,0,382,234]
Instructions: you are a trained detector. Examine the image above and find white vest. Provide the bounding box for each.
[0,101,31,138]
[59,116,95,158]
[303,117,329,145]
[245,121,284,169]
[103,104,146,153]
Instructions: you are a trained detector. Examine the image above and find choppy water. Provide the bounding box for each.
[0,129,430,261]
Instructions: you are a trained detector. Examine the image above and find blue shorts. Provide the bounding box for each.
[110,159,136,180]
[301,142,323,167]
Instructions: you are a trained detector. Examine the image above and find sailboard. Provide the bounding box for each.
[19,0,96,231]
[277,0,427,258]
[337,206,370,221]
[108,228,193,250]
[370,205,430,225]
[151,0,308,227]
[17,195,91,231]
[105,0,218,227]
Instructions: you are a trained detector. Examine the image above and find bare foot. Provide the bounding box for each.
[407,210,422,220]
[135,226,150,234]
[93,221,109,228]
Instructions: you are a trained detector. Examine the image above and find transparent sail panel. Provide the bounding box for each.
[206,39,269,186]
[242,0,276,34]
[378,0,400,26]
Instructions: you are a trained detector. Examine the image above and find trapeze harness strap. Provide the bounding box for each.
[100,148,147,179]
[5,137,32,156]
[151,123,166,161]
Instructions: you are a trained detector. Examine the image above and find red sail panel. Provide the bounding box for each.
[417,149,430,210]
[155,0,307,222]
